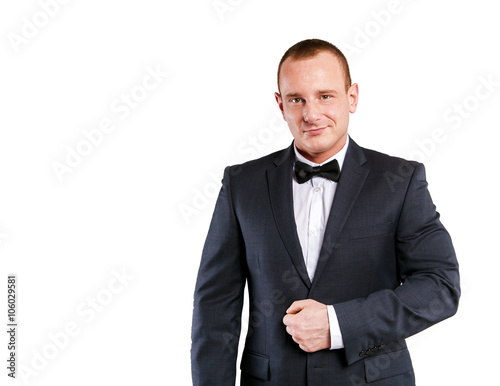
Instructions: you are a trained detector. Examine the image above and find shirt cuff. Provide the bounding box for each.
[327,305,344,350]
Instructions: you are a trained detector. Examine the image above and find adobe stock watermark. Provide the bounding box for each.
[222,261,315,354]
[384,73,499,191]
[7,0,72,54]
[348,285,459,385]
[178,109,288,224]
[338,0,415,58]
[407,74,499,162]
[223,289,286,354]
[17,267,134,385]
[212,0,244,21]
[51,64,167,182]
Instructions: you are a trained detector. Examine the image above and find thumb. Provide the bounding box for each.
[286,300,307,314]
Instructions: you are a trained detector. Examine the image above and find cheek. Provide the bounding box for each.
[324,105,339,119]
[284,112,301,127]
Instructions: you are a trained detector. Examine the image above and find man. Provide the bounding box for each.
[191,39,460,385]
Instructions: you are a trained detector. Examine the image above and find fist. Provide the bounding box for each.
[282,299,331,353]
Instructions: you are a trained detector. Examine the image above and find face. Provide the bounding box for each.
[275,51,359,164]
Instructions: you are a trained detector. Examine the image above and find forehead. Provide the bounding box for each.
[279,51,345,92]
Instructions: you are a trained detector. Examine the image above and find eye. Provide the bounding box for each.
[320,95,331,100]
[290,98,303,103]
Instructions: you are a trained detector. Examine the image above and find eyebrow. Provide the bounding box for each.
[318,89,338,95]
[284,92,302,98]
[284,89,339,98]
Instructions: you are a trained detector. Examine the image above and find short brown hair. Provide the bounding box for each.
[277,39,352,92]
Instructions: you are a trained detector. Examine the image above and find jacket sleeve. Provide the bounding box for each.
[334,163,460,365]
[191,166,246,386]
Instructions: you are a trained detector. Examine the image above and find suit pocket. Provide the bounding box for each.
[349,222,395,240]
[364,348,413,383]
[240,349,270,381]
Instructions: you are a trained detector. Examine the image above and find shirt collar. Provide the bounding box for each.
[293,135,349,171]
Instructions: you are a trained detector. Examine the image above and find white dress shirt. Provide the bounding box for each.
[292,136,349,350]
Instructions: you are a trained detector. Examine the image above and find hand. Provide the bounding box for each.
[282,299,331,353]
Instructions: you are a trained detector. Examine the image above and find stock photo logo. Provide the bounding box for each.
[383,73,499,192]
[407,74,499,163]
[338,0,415,57]
[7,0,72,54]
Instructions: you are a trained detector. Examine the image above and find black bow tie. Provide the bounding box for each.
[294,159,340,184]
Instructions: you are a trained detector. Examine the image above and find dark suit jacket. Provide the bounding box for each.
[191,138,460,385]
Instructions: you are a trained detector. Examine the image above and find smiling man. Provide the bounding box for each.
[276,48,357,164]
[192,39,460,385]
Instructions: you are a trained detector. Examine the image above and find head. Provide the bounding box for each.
[275,39,359,163]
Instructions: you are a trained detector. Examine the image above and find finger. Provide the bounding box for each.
[286,299,307,314]
[292,334,301,345]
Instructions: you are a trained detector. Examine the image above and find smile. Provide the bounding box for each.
[305,127,326,135]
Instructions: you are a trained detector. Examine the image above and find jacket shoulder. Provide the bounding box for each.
[226,146,291,176]
[359,145,421,175]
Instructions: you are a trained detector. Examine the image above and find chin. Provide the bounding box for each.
[306,140,333,152]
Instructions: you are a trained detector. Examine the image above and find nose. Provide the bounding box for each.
[303,101,321,124]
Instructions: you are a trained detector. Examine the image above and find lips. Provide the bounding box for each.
[305,127,326,135]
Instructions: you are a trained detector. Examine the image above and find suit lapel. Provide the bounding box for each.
[267,144,311,289]
[311,138,370,288]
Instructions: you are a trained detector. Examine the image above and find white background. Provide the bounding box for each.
[1,0,498,385]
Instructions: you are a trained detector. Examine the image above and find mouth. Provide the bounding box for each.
[305,127,326,135]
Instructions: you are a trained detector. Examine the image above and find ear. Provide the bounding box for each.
[275,92,286,120]
[347,83,359,113]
